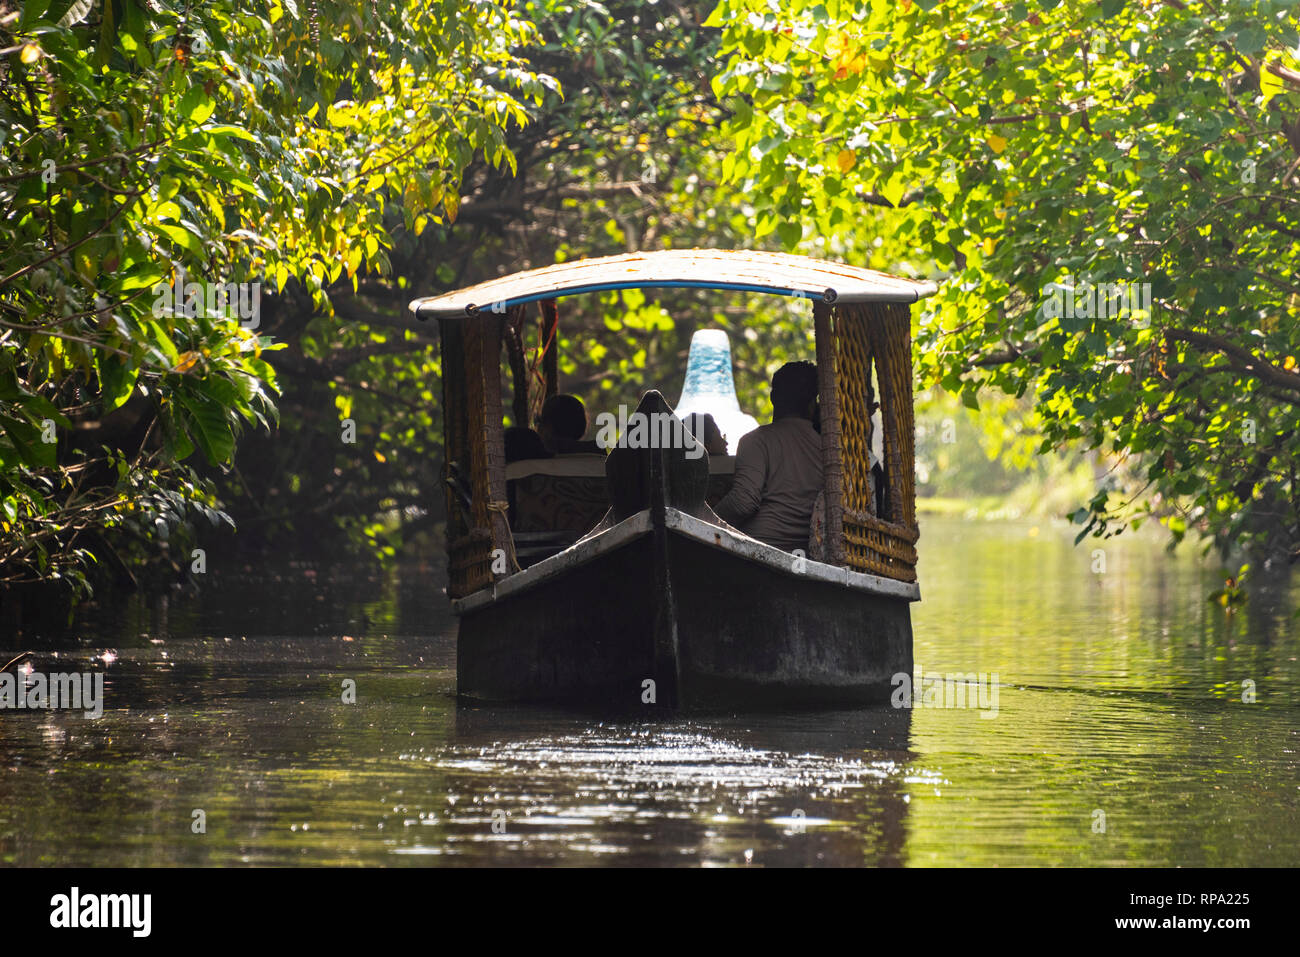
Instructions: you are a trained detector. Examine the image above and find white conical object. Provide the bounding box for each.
[674,329,759,455]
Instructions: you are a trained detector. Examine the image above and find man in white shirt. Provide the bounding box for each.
[714,361,823,553]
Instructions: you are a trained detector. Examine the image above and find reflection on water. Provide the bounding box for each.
[1,518,1297,866]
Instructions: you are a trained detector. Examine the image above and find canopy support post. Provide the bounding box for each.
[439,316,479,598]
[462,315,513,585]
[814,301,846,566]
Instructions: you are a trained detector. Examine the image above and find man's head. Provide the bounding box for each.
[770,361,819,421]
[538,393,588,444]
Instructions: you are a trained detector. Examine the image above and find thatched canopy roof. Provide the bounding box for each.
[409,248,937,320]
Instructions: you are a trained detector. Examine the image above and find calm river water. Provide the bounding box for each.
[2,517,1297,866]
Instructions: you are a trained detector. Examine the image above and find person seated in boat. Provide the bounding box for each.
[714,360,822,553]
[682,412,728,456]
[504,425,550,463]
[539,393,603,454]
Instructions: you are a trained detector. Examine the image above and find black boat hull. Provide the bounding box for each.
[455,508,915,712]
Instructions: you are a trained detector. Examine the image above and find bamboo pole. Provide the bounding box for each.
[814,301,846,566]
[463,316,513,581]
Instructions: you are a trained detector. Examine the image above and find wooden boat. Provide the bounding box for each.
[409,249,936,711]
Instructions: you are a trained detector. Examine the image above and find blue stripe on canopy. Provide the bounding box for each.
[442,280,834,317]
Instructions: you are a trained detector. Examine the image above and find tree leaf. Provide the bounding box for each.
[98,357,139,410]
[179,86,216,125]
[57,0,93,29]
[179,393,235,465]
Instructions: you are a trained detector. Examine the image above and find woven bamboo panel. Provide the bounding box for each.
[867,302,917,529]
[478,319,511,533]
[449,528,494,596]
[831,302,919,582]
[463,318,512,580]
[843,508,919,582]
[835,304,875,516]
[437,317,514,599]
[440,318,474,598]
[463,321,492,531]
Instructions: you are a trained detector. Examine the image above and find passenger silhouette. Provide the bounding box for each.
[682,412,728,456]
[714,361,822,553]
[504,425,550,463]
[538,394,601,454]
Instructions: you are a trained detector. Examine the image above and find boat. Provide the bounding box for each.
[409,248,936,711]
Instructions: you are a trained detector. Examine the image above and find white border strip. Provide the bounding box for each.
[662,508,920,602]
[452,511,652,614]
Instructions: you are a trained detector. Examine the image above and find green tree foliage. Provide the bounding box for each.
[216,0,808,561]
[12,0,1293,603]
[419,0,832,427]
[708,0,1300,561]
[0,0,547,591]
